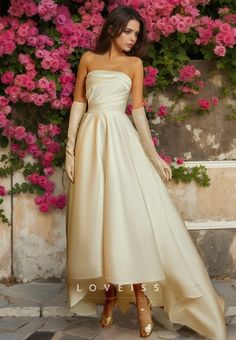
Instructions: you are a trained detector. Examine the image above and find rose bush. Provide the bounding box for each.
[0,0,235,224]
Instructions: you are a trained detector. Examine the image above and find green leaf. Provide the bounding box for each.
[178,34,186,44]
[0,136,9,148]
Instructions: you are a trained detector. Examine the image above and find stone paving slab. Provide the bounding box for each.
[42,307,75,318]
[0,285,6,293]
[37,318,73,332]
[14,318,45,340]
[0,306,40,317]
[0,334,17,340]
[27,331,55,340]
[0,317,30,332]
[0,314,234,340]
[1,282,65,305]
[212,279,236,307]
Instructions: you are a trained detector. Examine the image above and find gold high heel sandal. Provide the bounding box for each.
[100,292,117,328]
[137,294,154,337]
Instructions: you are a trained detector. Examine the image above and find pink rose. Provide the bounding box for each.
[198,98,210,110]
[38,175,48,187]
[55,194,66,209]
[177,158,184,165]
[157,105,168,117]
[27,144,39,154]
[10,143,20,152]
[1,71,14,85]
[25,133,36,144]
[44,181,55,193]
[0,185,6,196]
[0,114,10,128]
[223,33,234,46]
[14,126,27,140]
[219,23,231,32]
[4,41,16,55]
[34,195,45,205]
[177,22,187,32]
[42,137,52,146]
[152,136,159,146]
[18,150,27,158]
[47,142,60,153]
[144,75,156,87]
[17,23,29,37]
[43,167,54,176]
[211,96,219,106]
[51,99,62,109]
[38,123,48,137]
[42,152,54,162]
[47,194,57,206]
[28,173,40,184]
[214,45,226,57]
[0,96,9,107]
[33,94,46,106]
[39,203,49,212]
[50,58,60,69]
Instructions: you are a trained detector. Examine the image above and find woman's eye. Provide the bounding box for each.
[125,30,138,37]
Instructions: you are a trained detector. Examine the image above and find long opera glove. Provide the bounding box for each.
[65,101,87,182]
[132,106,172,182]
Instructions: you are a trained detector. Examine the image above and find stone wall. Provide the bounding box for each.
[151,61,236,161]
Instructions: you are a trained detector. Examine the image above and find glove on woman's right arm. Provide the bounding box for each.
[65,101,87,182]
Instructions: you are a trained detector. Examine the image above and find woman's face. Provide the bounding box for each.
[112,19,140,52]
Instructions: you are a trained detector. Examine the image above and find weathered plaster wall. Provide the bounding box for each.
[167,164,236,221]
[0,146,11,279]
[191,229,236,278]
[151,61,236,161]
[12,166,67,283]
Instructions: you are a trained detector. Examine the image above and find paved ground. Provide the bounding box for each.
[0,278,235,340]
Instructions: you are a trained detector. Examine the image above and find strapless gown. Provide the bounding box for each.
[66,70,227,340]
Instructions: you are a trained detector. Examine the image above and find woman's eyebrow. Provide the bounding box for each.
[126,27,140,33]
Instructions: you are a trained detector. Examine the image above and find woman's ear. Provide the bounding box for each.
[108,25,114,36]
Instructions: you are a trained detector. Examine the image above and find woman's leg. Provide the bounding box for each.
[133,283,153,337]
[100,283,117,327]
[103,283,117,315]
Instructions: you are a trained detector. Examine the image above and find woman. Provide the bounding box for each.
[65,5,227,339]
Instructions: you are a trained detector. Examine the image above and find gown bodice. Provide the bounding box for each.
[85,70,132,113]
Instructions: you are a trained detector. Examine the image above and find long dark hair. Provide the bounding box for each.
[92,5,149,58]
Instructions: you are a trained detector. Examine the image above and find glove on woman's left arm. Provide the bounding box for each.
[132,106,172,182]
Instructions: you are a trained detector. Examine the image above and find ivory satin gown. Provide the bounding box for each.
[66,69,227,340]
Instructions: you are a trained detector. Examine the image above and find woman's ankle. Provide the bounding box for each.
[105,284,116,299]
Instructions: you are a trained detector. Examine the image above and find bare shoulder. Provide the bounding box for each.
[80,50,93,64]
[132,56,143,71]
[128,57,143,81]
[81,50,99,71]
[126,56,143,77]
